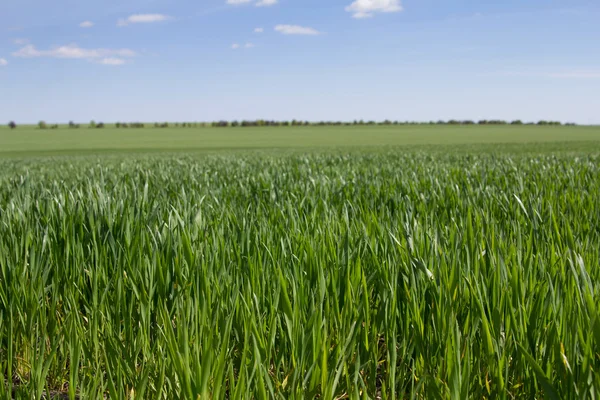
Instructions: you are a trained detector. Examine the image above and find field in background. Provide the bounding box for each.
[1,124,599,155]
[1,128,600,398]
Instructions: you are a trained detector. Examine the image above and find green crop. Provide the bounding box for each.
[1,146,599,399]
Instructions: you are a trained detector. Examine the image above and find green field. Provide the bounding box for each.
[1,125,599,155]
[1,129,600,398]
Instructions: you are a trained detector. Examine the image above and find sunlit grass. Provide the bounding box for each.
[1,147,599,398]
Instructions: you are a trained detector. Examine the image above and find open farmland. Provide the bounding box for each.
[1,124,600,156]
[1,138,599,399]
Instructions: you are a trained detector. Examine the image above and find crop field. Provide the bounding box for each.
[1,136,600,398]
[1,124,600,155]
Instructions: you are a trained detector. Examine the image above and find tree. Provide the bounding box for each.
[89,120,97,129]
[38,121,47,129]
[8,121,16,129]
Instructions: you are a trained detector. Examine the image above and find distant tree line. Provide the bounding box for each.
[33,120,105,129]
[88,121,105,129]
[207,119,569,128]
[153,122,200,128]
[116,122,145,128]
[7,119,576,130]
[37,121,59,129]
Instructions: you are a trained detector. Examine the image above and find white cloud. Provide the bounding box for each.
[0,58,8,67]
[254,27,264,33]
[274,24,320,35]
[256,0,278,6]
[227,0,277,6]
[118,14,170,27]
[12,44,136,66]
[99,58,126,65]
[352,12,373,19]
[13,38,29,45]
[79,21,94,28]
[232,43,254,49]
[345,0,403,18]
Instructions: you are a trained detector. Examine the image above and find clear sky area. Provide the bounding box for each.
[1,0,599,124]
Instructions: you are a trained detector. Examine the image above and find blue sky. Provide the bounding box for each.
[1,0,599,124]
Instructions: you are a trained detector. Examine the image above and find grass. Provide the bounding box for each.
[0,134,599,398]
[0,125,599,156]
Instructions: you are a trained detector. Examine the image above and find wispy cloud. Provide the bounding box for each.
[12,44,136,66]
[275,24,320,35]
[545,71,600,78]
[99,58,126,66]
[254,27,264,33]
[79,21,95,28]
[232,43,255,49]
[345,0,403,19]
[13,38,29,45]
[118,14,171,27]
[0,58,8,67]
[492,69,600,79]
[226,0,277,6]
[256,0,278,6]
